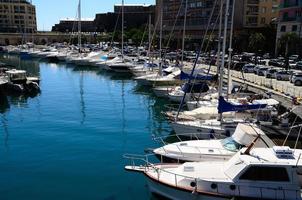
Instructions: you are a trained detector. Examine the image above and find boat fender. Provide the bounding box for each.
[190,181,196,188]
[211,183,217,189]
[229,185,236,190]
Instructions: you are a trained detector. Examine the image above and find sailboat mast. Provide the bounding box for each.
[181,0,188,67]
[227,0,236,100]
[216,0,223,75]
[148,13,152,65]
[219,0,230,121]
[122,0,124,60]
[159,0,163,76]
[78,0,81,53]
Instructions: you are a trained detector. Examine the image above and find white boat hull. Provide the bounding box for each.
[146,177,227,200]
[170,122,233,139]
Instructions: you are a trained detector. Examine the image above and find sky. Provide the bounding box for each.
[33,0,155,31]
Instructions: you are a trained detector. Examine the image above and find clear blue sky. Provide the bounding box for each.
[33,0,155,31]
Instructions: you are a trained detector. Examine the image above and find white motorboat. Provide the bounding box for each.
[126,146,302,200]
[153,123,275,162]
[107,61,137,73]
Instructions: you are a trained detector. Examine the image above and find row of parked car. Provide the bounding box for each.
[241,63,302,86]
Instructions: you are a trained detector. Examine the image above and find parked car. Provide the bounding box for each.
[265,68,279,78]
[291,74,302,86]
[253,65,265,74]
[296,61,302,69]
[242,63,255,73]
[275,70,292,81]
[289,55,300,62]
[289,60,297,68]
[257,66,270,76]
[268,59,283,67]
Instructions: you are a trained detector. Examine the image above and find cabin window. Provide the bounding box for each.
[239,166,289,182]
[221,137,244,152]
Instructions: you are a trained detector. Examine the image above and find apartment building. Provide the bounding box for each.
[276,0,302,39]
[155,0,280,40]
[0,0,37,33]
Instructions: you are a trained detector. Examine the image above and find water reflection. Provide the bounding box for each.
[0,54,40,77]
[79,71,86,124]
[0,93,9,113]
[0,113,9,151]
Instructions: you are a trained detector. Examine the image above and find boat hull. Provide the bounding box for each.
[170,122,232,139]
[146,176,228,200]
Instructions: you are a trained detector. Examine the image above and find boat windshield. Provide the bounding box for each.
[221,137,244,152]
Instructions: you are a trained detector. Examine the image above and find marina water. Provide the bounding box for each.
[0,55,171,200]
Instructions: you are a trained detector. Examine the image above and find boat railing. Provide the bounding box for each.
[152,132,203,145]
[124,153,228,183]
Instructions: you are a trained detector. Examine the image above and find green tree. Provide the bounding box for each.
[279,32,300,57]
[248,33,266,53]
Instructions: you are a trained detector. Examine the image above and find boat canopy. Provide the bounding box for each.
[181,82,209,93]
[232,123,275,147]
[218,96,267,113]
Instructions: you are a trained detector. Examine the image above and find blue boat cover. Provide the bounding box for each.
[181,82,209,93]
[180,71,217,81]
[218,96,267,113]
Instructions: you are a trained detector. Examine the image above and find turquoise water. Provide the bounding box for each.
[0,55,171,200]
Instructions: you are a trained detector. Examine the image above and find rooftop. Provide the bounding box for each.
[114,3,152,7]
[60,18,94,22]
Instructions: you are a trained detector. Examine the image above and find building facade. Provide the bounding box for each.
[52,18,96,33]
[243,0,280,28]
[156,0,280,40]
[0,0,37,33]
[94,4,155,33]
[276,0,302,39]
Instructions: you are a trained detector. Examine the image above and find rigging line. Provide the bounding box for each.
[110,5,122,50]
[175,0,219,120]
[68,5,80,46]
[189,9,221,97]
[294,125,302,150]
[138,21,149,51]
[282,114,299,146]
[249,123,273,148]
[163,0,185,50]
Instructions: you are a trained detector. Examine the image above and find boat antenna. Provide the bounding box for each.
[243,134,261,155]
[249,124,272,148]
